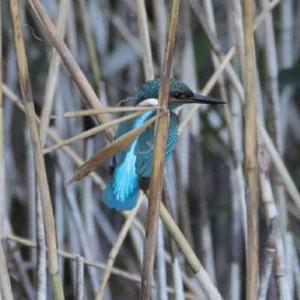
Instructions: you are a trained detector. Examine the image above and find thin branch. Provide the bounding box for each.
[63,106,159,117]
[254,0,281,30]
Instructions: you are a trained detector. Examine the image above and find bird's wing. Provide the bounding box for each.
[110,117,135,167]
[134,113,179,178]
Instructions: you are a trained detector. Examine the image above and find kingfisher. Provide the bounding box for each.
[103,79,224,211]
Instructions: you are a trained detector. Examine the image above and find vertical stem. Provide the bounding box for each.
[78,0,101,92]
[0,1,14,297]
[153,0,167,64]
[75,256,84,300]
[262,1,290,298]
[36,194,47,300]
[140,1,181,299]
[243,1,259,299]
[136,0,154,81]
[156,219,168,300]
[40,0,69,146]
[9,1,64,299]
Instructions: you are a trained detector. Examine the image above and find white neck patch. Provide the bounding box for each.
[137,98,159,106]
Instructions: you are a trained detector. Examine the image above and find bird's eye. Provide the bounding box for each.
[173,92,182,98]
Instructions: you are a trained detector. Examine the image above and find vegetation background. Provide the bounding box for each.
[0,0,300,299]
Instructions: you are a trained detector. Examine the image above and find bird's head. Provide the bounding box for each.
[135,79,225,109]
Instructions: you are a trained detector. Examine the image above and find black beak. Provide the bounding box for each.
[188,93,225,104]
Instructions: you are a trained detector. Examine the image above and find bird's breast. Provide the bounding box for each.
[137,98,159,106]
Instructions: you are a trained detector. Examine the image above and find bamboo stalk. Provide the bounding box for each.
[140,1,181,299]
[243,1,259,299]
[9,1,64,299]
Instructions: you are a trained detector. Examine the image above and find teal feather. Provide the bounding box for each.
[103,110,156,211]
[110,118,135,166]
[103,110,178,211]
[134,113,179,177]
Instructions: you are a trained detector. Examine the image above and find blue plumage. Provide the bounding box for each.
[103,110,179,211]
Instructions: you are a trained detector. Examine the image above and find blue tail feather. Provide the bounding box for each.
[103,180,139,211]
[103,153,139,211]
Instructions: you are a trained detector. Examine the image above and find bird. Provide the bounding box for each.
[103,79,224,211]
